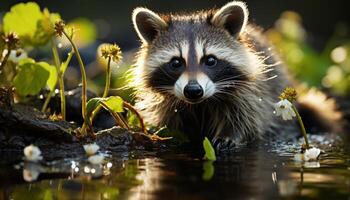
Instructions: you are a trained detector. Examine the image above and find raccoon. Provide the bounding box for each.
[130,1,341,150]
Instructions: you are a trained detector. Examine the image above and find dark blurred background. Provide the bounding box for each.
[1,0,350,97]
[2,0,350,50]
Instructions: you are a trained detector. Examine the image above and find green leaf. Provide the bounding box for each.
[13,58,50,96]
[39,62,57,91]
[103,96,124,113]
[3,2,61,46]
[86,96,124,117]
[203,137,216,161]
[127,110,141,128]
[3,2,42,37]
[86,98,101,116]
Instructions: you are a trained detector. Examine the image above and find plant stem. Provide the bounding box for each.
[90,57,112,122]
[292,105,309,149]
[41,89,55,112]
[100,101,130,130]
[0,46,11,72]
[102,57,112,99]
[62,30,88,131]
[123,101,147,135]
[42,39,67,121]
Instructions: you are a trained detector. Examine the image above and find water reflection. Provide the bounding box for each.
[1,135,350,199]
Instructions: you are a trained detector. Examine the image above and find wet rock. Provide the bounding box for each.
[46,87,116,129]
[0,88,158,164]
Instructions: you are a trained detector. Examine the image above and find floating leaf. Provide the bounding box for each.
[13,59,50,96]
[203,137,216,161]
[3,2,61,46]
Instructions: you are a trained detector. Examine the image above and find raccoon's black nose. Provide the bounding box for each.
[184,80,203,100]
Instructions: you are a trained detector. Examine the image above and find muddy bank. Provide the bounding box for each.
[0,88,160,164]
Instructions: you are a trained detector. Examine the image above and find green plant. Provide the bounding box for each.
[1,1,171,141]
[1,2,72,120]
[55,20,89,132]
[13,58,57,96]
[203,137,216,161]
[89,44,122,123]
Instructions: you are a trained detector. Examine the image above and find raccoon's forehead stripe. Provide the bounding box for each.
[194,39,261,75]
[147,41,189,71]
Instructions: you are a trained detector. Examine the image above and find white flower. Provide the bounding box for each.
[88,154,105,165]
[23,145,43,162]
[304,147,321,161]
[83,143,100,156]
[23,168,40,182]
[2,49,27,63]
[274,99,296,120]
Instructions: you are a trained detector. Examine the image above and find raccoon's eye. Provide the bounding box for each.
[169,57,184,69]
[204,55,217,67]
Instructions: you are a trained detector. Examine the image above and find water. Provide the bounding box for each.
[1,134,350,200]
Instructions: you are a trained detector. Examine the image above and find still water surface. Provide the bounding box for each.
[1,134,350,200]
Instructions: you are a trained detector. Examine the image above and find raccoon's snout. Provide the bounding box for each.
[174,73,215,103]
[184,80,204,100]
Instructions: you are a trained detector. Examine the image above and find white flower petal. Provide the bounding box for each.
[23,168,40,182]
[274,99,295,121]
[304,147,321,161]
[88,154,105,165]
[24,145,43,162]
[83,143,100,156]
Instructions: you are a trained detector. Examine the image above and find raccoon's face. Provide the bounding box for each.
[132,2,262,104]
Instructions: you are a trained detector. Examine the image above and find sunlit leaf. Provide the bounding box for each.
[39,62,57,91]
[3,2,61,46]
[86,96,124,117]
[103,96,124,113]
[203,137,216,161]
[13,58,50,96]
[3,2,42,37]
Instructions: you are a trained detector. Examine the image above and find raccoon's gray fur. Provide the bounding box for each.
[130,1,341,150]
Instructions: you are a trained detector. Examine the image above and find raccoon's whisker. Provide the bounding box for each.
[261,75,278,81]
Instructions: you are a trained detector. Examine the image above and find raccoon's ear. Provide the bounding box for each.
[132,8,168,43]
[211,1,248,37]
